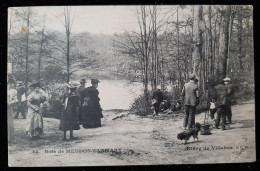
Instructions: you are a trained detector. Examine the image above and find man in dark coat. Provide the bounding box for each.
[76,79,87,106]
[181,73,200,129]
[214,81,228,130]
[223,77,234,124]
[14,81,27,119]
[76,79,87,124]
[152,85,164,116]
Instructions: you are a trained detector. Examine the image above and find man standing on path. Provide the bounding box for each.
[152,85,164,116]
[14,81,27,119]
[223,77,234,124]
[181,73,200,130]
[76,79,87,123]
[214,80,228,130]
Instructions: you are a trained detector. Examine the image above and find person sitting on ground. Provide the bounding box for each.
[152,85,164,116]
[159,99,172,112]
[166,100,182,114]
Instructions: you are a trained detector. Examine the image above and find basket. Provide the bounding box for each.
[200,110,212,135]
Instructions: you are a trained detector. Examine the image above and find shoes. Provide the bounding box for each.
[222,127,227,131]
[22,117,26,119]
[13,117,18,119]
[214,125,220,129]
[70,136,77,140]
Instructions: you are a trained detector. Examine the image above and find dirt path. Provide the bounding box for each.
[8,100,255,166]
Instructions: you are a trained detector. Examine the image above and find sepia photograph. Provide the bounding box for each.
[7,5,255,166]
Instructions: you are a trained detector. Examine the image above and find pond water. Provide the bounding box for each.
[84,80,143,110]
[72,79,173,110]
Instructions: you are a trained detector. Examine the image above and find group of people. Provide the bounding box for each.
[7,78,103,141]
[151,86,182,116]
[182,73,234,130]
[151,73,234,131]
[60,78,103,140]
[8,80,48,140]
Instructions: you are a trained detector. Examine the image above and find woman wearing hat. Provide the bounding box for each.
[81,79,103,128]
[26,81,47,139]
[59,82,80,140]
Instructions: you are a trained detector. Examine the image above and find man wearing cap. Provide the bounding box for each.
[223,77,234,124]
[76,79,87,106]
[214,80,228,130]
[152,85,164,116]
[14,81,27,119]
[181,73,200,129]
[76,79,87,124]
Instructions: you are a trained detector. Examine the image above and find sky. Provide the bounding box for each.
[10,6,147,35]
[9,5,193,35]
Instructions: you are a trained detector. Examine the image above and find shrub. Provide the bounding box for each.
[42,83,67,119]
[129,92,152,116]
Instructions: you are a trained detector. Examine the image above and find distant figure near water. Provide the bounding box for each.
[152,85,164,116]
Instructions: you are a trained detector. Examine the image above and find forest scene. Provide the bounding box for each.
[7,5,255,166]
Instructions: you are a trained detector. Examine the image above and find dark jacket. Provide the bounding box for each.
[152,89,163,103]
[214,84,228,107]
[17,86,26,102]
[76,86,86,106]
[181,80,199,106]
[84,86,103,118]
[225,84,234,105]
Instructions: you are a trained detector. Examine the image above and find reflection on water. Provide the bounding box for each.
[81,80,143,110]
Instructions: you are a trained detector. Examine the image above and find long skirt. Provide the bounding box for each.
[26,108,44,137]
[59,106,80,131]
[8,104,15,141]
[81,106,102,128]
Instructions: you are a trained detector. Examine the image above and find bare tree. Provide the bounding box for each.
[192,6,203,83]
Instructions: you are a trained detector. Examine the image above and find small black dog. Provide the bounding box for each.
[177,123,201,144]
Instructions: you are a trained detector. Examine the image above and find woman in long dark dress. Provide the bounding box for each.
[82,79,103,128]
[59,82,80,140]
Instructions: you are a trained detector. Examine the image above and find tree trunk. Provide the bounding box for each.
[38,28,44,80]
[192,6,203,84]
[218,6,231,81]
[238,6,243,70]
[25,8,30,97]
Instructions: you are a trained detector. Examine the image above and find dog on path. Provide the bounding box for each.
[177,123,201,144]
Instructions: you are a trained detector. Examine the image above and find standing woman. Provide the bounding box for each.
[59,82,80,140]
[26,82,47,139]
[82,79,103,128]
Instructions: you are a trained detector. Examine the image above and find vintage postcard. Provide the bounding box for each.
[7,5,255,166]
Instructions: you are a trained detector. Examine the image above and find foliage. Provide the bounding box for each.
[129,92,153,116]
[42,83,67,119]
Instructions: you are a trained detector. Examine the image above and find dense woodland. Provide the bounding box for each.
[8,6,254,116]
